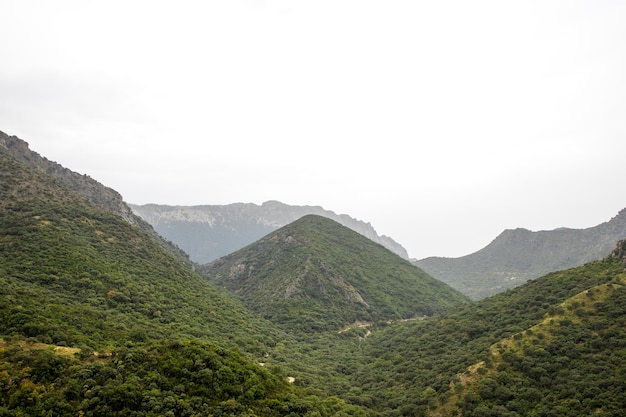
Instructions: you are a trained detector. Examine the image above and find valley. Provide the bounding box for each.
[1,130,625,416]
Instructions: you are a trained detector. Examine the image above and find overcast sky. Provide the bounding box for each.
[1,1,625,259]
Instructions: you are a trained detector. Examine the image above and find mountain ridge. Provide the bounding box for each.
[130,201,409,263]
[415,207,626,299]
[2,128,626,415]
[0,130,191,266]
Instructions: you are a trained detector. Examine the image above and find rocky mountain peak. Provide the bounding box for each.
[609,239,626,264]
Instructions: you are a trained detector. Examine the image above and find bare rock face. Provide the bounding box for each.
[609,239,626,264]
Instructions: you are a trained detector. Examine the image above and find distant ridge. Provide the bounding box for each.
[200,215,468,331]
[415,208,626,299]
[131,200,409,263]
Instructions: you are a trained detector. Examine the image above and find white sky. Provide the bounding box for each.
[1,0,625,259]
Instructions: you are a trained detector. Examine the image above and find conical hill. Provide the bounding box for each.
[200,214,468,331]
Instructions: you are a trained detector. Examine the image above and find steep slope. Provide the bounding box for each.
[130,200,409,263]
[437,241,626,416]
[0,130,191,266]
[348,240,626,415]
[415,208,626,299]
[200,215,468,331]
[0,148,282,353]
[0,136,364,415]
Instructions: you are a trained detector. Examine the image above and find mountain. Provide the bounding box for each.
[347,239,626,415]
[438,244,626,416]
[0,135,288,353]
[130,201,409,263]
[3,128,625,416]
[0,133,361,416]
[414,208,626,300]
[0,130,191,266]
[199,215,468,331]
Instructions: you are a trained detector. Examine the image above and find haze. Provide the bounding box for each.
[1,1,625,259]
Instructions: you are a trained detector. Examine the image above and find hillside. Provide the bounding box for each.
[0,149,280,352]
[200,215,468,331]
[130,201,409,263]
[346,240,626,415]
[442,261,626,416]
[0,130,191,266]
[415,208,626,299]
[0,137,362,415]
[2,129,625,416]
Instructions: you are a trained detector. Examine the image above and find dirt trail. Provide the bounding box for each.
[338,315,428,339]
[0,339,80,356]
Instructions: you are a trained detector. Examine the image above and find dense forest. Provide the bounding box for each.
[200,214,467,332]
[1,135,625,415]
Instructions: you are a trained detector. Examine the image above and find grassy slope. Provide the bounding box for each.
[443,266,626,416]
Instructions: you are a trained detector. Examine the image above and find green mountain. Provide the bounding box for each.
[0,146,279,352]
[200,215,468,331]
[2,129,625,416]
[415,210,626,300]
[0,130,191,267]
[442,248,626,416]
[0,135,362,416]
[345,240,626,416]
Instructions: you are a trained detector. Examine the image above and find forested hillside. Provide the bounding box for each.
[348,243,626,415]
[1,131,625,416]
[0,130,192,267]
[0,142,362,415]
[200,215,467,331]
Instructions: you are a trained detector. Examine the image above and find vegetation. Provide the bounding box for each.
[2,135,626,415]
[350,255,626,415]
[415,214,626,300]
[451,275,626,416]
[0,154,285,353]
[0,152,362,415]
[0,339,367,416]
[200,215,468,331]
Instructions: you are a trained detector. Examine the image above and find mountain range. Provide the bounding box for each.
[130,201,409,263]
[1,129,625,416]
[415,209,626,299]
[132,193,626,301]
